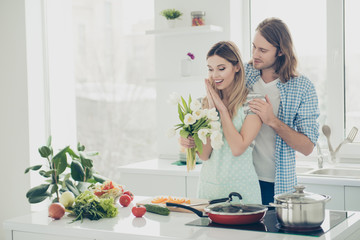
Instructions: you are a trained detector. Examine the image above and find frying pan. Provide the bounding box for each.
[166,192,267,225]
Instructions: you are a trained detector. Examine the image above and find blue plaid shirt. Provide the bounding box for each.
[245,63,320,195]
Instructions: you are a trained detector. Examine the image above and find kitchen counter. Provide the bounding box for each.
[4,196,360,240]
[118,158,360,187]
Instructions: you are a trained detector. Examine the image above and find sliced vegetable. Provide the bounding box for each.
[151,196,190,204]
[144,204,170,216]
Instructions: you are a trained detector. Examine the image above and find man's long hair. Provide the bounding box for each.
[255,18,298,82]
[203,41,248,119]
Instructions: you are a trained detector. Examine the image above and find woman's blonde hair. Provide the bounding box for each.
[252,17,298,82]
[203,41,248,119]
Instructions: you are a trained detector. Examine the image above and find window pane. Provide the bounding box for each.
[345,0,360,142]
[72,0,156,180]
[250,0,327,145]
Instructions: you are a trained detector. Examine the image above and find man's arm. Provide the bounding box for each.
[250,95,315,155]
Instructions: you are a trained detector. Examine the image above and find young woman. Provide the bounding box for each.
[180,41,263,204]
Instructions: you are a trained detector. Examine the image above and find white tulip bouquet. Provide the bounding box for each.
[168,92,224,171]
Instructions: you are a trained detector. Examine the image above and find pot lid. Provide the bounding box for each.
[205,202,267,215]
[275,185,329,204]
[204,192,267,215]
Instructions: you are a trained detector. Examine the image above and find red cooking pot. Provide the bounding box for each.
[166,192,268,225]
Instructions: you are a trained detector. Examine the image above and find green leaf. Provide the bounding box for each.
[80,153,93,168]
[50,184,59,194]
[178,103,184,123]
[71,160,85,181]
[77,142,85,152]
[24,164,42,174]
[39,170,53,178]
[188,94,192,107]
[28,194,50,204]
[179,129,190,139]
[76,181,91,192]
[66,147,79,159]
[38,146,52,158]
[62,173,71,188]
[92,173,109,183]
[181,96,190,113]
[53,147,68,176]
[85,167,94,179]
[85,151,99,157]
[193,133,203,154]
[65,179,80,196]
[26,184,50,198]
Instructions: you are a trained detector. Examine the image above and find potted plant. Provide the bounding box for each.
[160,8,183,28]
[24,136,108,204]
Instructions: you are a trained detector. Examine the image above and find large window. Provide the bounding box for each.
[250,0,359,154]
[71,0,156,180]
[345,0,360,143]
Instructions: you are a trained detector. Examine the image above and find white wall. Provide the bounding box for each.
[0,0,77,239]
[0,0,31,239]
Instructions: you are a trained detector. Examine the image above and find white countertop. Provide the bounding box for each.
[4,196,360,240]
[118,158,360,187]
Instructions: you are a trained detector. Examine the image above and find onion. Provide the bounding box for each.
[48,203,65,220]
[60,191,75,208]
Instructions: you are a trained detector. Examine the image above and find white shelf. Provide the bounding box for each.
[146,25,223,36]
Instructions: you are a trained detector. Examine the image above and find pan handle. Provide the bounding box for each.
[166,202,206,218]
[208,197,229,204]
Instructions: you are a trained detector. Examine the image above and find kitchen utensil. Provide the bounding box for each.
[136,196,229,213]
[316,143,324,168]
[166,192,268,225]
[322,125,334,153]
[334,126,358,153]
[270,185,331,229]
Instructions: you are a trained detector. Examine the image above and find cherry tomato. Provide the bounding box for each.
[124,190,134,201]
[119,194,132,207]
[132,206,146,217]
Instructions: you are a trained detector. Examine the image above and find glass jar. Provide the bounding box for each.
[191,11,205,26]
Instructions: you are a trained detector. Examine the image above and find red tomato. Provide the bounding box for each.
[94,191,105,197]
[124,190,134,201]
[119,194,132,207]
[132,206,146,217]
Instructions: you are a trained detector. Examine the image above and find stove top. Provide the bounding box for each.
[185,209,354,237]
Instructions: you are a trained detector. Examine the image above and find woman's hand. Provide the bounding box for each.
[179,136,195,149]
[205,78,227,113]
[205,78,215,109]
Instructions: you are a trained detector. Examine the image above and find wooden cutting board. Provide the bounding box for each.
[136,197,209,213]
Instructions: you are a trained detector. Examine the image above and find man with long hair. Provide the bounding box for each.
[247,18,319,204]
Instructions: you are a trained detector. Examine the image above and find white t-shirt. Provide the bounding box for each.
[252,77,280,182]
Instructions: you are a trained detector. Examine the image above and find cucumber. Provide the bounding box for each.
[144,204,170,216]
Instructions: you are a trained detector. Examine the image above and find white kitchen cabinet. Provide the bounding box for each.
[118,172,186,197]
[12,231,93,240]
[186,176,200,198]
[298,183,345,210]
[345,186,360,211]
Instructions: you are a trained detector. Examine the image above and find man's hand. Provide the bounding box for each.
[249,95,276,127]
